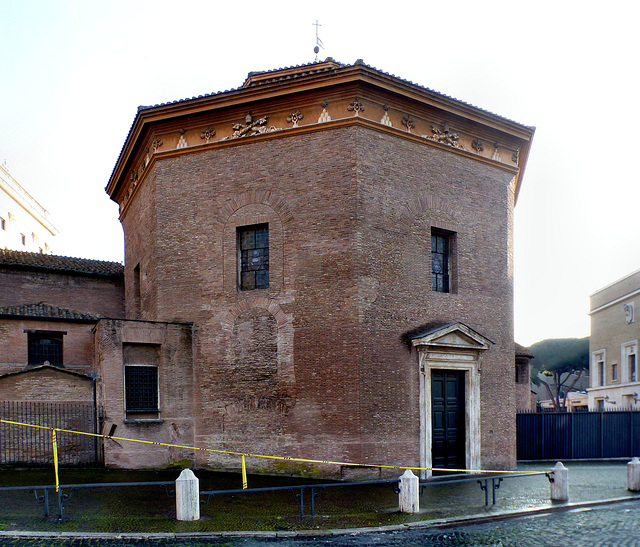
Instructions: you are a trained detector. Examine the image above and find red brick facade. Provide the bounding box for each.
[1,61,534,476]
[105,61,534,475]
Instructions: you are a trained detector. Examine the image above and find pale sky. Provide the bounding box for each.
[1,0,638,346]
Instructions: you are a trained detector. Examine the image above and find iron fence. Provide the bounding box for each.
[0,401,103,466]
[517,409,640,461]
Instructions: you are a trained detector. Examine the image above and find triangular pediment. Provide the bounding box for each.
[410,322,492,351]
[0,364,93,381]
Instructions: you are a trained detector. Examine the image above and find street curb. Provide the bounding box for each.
[1,495,639,540]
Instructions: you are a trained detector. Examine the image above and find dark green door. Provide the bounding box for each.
[432,370,465,473]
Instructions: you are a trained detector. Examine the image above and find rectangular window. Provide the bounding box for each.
[0,217,5,230]
[630,354,637,383]
[599,360,605,386]
[27,331,64,366]
[431,230,451,293]
[124,365,159,412]
[20,233,26,246]
[133,263,141,317]
[238,223,269,290]
[612,363,618,382]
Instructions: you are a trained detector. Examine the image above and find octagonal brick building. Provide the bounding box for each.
[103,59,534,476]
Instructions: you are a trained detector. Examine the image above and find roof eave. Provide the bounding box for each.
[107,63,535,201]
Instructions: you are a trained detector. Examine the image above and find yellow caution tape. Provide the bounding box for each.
[0,418,539,479]
[241,455,248,489]
[51,429,60,493]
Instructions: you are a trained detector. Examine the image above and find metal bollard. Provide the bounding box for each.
[549,461,569,502]
[176,468,200,521]
[628,457,640,491]
[398,469,420,513]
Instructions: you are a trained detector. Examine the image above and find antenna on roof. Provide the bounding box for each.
[313,20,324,61]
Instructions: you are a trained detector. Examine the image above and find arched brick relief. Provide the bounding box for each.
[221,299,295,386]
[401,194,460,294]
[228,308,278,395]
[222,203,286,296]
[399,194,457,232]
[214,190,295,231]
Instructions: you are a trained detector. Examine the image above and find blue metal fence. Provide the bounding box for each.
[517,410,640,460]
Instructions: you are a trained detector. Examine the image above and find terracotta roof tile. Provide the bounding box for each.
[515,343,534,358]
[0,302,101,322]
[0,249,123,277]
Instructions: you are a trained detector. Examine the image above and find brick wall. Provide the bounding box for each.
[0,268,124,319]
[0,366,93,403]
[0,319,96,374]
[119,123,518,474]
[94,318,195,468]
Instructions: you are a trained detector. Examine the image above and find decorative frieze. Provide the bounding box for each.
[492,143,501,161]
[222,113,281,140]
[381,105,392,127]
[177,130,188,149]
[319,101,331,123]
[347,98,364,117]
[152,136,163,153]
[200,127,216,143]
[402,115,415,133]
[427,122,464,149]
[286,110,303,128]
[117,97,523,214]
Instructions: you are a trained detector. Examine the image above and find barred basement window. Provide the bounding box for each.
[27,331,64,367]
[238,223,269,290]
[124,365,159,412]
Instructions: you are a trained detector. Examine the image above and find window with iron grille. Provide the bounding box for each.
[124,365,159,412]
[431,230,451,293]
[238,223,269,290]
[27,331,64,366]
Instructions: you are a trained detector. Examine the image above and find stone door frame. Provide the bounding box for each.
[411,323,491,478]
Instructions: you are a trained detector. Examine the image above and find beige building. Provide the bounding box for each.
[0,162,58,254]
[588,269,640,410]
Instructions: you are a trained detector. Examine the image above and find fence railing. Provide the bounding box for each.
[0,401,103,466]
[517,409,640,461]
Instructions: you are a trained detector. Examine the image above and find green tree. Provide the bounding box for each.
[529,337,589,411]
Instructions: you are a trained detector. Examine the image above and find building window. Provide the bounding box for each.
[0,217,5,230]
[622,342,638,383]
[238,223,269,290]
[20,233,26,246]
[26,331,64,366]
[592,350,605,387]
[432,229,455,293]
[124,365,159,412]
[133,263,141,317]
[612,363,618,382]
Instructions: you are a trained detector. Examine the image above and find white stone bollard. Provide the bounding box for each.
[398,469,420,513]
[550,461,569,502]
[176,468,200,521]
[628,457,640,491]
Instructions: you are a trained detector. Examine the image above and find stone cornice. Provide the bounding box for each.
[108,64,534,210]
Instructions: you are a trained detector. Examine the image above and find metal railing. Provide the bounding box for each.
[0,401,103,466]
[0,471,550,521]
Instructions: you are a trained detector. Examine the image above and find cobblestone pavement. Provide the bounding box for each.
[2,499,640,547]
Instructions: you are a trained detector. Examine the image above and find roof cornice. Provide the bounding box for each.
[107,62,534,202]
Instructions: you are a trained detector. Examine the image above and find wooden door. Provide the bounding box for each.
[431,370,465,473]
